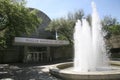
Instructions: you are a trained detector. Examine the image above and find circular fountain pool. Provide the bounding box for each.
[49,61,120,80]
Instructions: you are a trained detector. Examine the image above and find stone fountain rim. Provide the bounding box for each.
[50,61,120,75]
[49,61,120,80]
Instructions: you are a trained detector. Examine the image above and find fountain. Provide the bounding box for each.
[49,1,120,80]
[74,2,109,72]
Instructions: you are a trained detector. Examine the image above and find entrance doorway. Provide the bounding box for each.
[27,47,47,62]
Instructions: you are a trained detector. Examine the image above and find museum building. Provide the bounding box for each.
[0,8,71,63]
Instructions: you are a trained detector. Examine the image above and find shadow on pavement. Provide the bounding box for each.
[0,63,60,80]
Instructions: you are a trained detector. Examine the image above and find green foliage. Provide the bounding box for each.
[102,16,120,39]
[0,0,41,49]
[67,10,84,21]
[46,18,74,44]
[86,14,92,26]
[46,10,84,44]
[108,25,120,35]
[102,16,118,27]
[0,37,6,49]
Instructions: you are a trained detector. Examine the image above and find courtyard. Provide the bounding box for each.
[0,62,62,80]
[0,0,120,80]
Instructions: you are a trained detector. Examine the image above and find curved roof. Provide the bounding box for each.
[24,8,55,39]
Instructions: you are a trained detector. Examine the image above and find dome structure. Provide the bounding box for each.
[25,8,55,39]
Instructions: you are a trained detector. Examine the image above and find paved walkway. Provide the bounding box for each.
[0,63,61,80]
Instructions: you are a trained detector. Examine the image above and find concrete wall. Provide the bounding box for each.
[107,35,120,48]
[107,35,120,59]
[51,46,73,61]
[0,46,24,63]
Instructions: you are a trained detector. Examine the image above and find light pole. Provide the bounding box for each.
[56,30,59,40]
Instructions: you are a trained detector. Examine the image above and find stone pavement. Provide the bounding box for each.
[0,63,61,80]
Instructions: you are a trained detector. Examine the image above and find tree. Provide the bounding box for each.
[0,0,41,49]
[107,25,120,35]
[67,10,84,21]
[86,14,92,26]
[102,16,118,27]
[46,10,84,44]
[102,16,120,39]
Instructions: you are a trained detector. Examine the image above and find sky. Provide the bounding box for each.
[26,0,120,21]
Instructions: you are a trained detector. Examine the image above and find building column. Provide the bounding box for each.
[23,46,28,63]
[47,46,51,62]
[37,52,39,62]
[33,53,36,62]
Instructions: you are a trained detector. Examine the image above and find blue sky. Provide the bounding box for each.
[26,0,120,21]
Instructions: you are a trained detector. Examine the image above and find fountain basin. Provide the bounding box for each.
[49,61,120,80]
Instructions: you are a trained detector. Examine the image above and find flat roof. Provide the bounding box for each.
[13,37,69,46]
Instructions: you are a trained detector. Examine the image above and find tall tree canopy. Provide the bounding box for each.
[0,0,41,49]
[102,16,120,39]
[47,11,120,45]
[46,10,84,44]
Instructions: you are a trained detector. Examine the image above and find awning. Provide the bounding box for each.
[13,37,69,46]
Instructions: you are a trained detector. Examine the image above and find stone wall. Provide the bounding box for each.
[107,35,120,59]
[51,46,73,61]
[107,35,120,48]
[0,46,24,63]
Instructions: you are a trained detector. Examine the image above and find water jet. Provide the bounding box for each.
[49,2,120,80]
